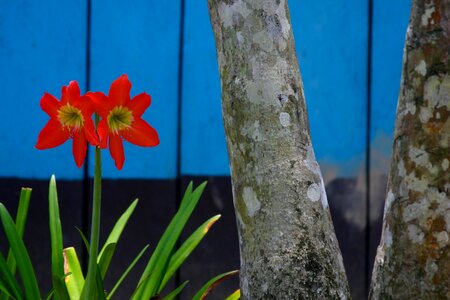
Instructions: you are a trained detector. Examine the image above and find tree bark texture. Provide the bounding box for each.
[207,1,350,299]
[370,0,450,299]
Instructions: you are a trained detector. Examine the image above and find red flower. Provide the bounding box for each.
[36,81,99,167]
[89,75,159,170]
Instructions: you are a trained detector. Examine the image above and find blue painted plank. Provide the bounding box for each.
[0,0,87,179]
[290,0,369,178]
[370,0,410,167]
[181,0,228,176]
[89,0,181,179]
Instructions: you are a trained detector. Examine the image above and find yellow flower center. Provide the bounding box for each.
[58,104,84,129]
[107,106,133,133]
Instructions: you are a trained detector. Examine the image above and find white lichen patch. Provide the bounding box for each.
[384,191,395,218]
[434,231,449,248]
[319,178,329,209]
[253,30,274,53]
[242,186,261,217]
[408,147,437,173]
[398,159,407,178]
[304,146,321,175]
[405,172,429,193]
[279,112,291,127]
[307,183,321,202]
[405,102,417,116]
[383,225,393,247]
[419,106,432,123]
[424,75,450,108]
[442,159,449,171]
[403,197,429,222]
[408,224,425,243]
[218,0,251,28]
[241,120,262,141]
[425,259,438,279]
[415,60,427,76]
[421,5,435,26]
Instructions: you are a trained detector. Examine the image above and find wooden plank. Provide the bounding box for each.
[369,0,411,273]
[289,1,369,299]
[0,0,86,179]
[181,0,229,176]
[89,0,182,179]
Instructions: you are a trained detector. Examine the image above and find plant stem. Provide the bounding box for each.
[84,144,102,299]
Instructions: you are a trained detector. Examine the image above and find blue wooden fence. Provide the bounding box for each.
[0,0,410,181]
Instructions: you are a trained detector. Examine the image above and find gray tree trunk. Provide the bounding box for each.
[207,1,350,299]
[370,0,450,298]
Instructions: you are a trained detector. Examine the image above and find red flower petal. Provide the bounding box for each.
[86,92,110,118]
[122,119,159,147]
[83,116,99,146]
[128,93,151,118]
[35,119,70,149]
[97,119,109,148]
[109,133,125,170]
[66,81,81,104]
[109,75,131,106]
[40,93,61,118]
[72,131,87,168]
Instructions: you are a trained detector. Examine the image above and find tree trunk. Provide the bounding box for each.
[207,1,350,298]
[370,0,450,298]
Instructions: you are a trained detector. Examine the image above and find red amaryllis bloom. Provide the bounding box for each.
[89,74,159,170]
[36,81,99,167]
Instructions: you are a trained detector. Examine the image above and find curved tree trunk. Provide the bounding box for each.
[207,1,350,298]
[370,0,450,298]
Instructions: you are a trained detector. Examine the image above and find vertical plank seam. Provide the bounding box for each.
[82,0,92,272]
[175,0,186,295]
[365,0,374,296]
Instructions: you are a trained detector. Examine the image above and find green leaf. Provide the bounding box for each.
[98,243,116,279]
[0,251,23,299]
[158,215,221,292]
[107,245,149,300]
[5,188,32,277]
[0,203,41,300]
[161,281,188,300]
[48,176,69,300]
[133,182,207,300]
[63,247,85,300]
[225,289,240,300]
[98,199,138,279]
[192,270,239,300]
[75,227,90,251]
[0,280,14,300]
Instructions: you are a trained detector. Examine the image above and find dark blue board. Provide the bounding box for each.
[0,0,87,179]
[88,0,182,179]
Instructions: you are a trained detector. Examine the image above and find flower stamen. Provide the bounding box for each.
[58,104,84,129]
[107,106,133,134]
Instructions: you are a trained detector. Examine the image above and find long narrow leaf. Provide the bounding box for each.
[0,280,13,299]
[225,289,240,300]
[0,203,41,300]
[98,243,116,279]
[107,244,149,300]
[192,270,239,300]
[63,247,84,300]
[5,188,32,276]
[0,252,23,299]
[133,182,207,299]
[161,281,188,300]
[158,215,221,292]
[98,199,138,278]
[48,176,69,300]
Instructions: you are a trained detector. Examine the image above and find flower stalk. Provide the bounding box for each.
[84,115,102,299]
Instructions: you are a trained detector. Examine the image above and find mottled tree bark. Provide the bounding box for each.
[370,0,450,299]
[207,1,350,299]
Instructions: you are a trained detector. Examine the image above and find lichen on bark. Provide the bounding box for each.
[207,0,350,299]
[370,0,450,298]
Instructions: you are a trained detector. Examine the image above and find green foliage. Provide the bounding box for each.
[0,179,238,299]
